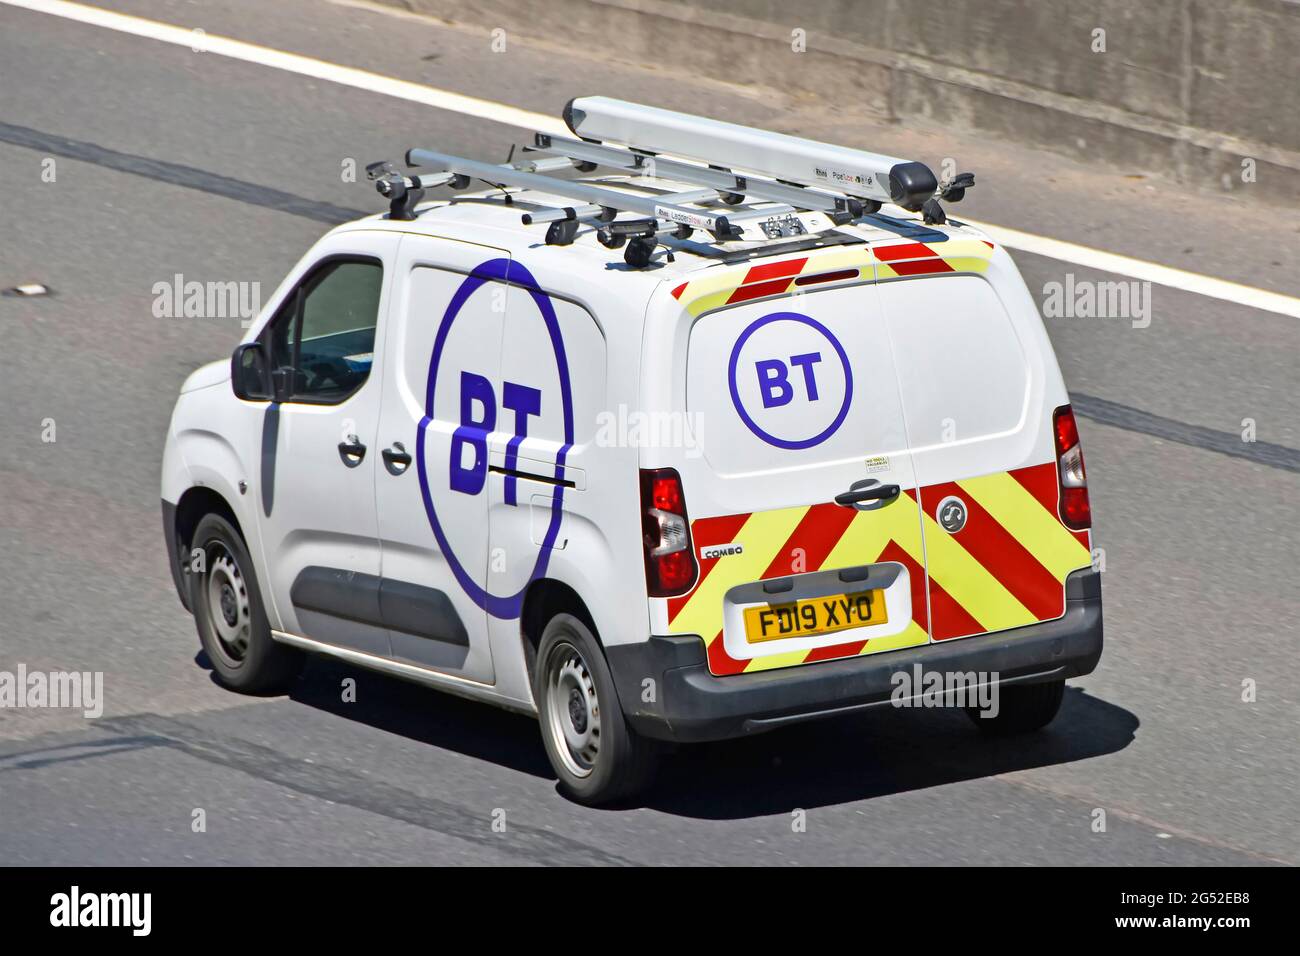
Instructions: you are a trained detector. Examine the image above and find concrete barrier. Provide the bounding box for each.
[373,0,1300,203]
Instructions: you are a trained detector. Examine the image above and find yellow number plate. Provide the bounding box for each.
[743,590,887,644]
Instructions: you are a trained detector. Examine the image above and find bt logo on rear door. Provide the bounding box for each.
[727,311,852,450]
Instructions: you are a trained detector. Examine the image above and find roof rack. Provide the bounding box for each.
[367,97,974,268]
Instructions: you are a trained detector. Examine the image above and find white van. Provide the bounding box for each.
[160,99,1101,803]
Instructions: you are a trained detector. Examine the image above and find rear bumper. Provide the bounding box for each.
[607,568,1102,743]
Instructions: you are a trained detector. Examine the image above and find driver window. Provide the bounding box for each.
[267,258,383,403]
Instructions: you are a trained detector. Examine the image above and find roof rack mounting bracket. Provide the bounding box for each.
[546,219,581,245]
[828,197,875,225]
[625,236,658,268]
[365,160,425,221]
[391,186,426,221]
[708,165,745,204]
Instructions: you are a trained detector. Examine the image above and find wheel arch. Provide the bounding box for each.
[165,486,247,612]
[519,578,600,680]
[176,486,245,543]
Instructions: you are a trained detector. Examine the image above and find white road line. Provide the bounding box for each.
[6,0,1300,320]
[2,0,568,136]
[960,219,1300,319]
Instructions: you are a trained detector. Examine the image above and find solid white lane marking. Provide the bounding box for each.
[1,0,568,136]
[963,219,1300,319]
[6,0,1299,320]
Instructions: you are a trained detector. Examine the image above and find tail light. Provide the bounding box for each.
[639,468,698,597]
[1053,404,1091,530]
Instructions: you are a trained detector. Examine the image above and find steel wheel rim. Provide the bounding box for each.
[545,640,601,779]
[205,543,251,666]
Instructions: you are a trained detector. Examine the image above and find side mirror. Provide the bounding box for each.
[231,342,272,401]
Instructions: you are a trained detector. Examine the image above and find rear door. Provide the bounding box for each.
[663,265,931,675]
[876,272,1092,642]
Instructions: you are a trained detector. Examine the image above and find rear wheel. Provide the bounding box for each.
[964,678,1065,735]
[190,512,301,694]
[534,613,659,805]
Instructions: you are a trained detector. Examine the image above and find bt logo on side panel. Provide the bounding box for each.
[450,371,541,506]
[417,257,573,619]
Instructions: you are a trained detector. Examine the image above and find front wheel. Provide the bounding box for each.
[534,614,660,805]
[964,678,1065,735]
[190,512,302,694]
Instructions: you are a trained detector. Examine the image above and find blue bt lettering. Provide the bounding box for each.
[449,371,496,495]
[756,351,823,408]
[502,382,542,505]
[449,373,543,502]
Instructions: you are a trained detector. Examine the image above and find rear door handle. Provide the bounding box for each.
[382,441,412,475]
[337,435,367,467]
[834,479,900,509]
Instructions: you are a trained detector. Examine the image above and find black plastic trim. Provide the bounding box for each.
[379,579,469,646]
[488,464,575,489]
[607,569,1103,742]
[289,566,468,646]
[291,566,382,628]
[161,499,190,612]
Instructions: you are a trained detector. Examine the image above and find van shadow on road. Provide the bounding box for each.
[647,688,1137,818]
[205,653,1137,818]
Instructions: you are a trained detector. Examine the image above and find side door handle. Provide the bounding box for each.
[382,441,412,475]
[338,434,367,467]
[834,479,900,509]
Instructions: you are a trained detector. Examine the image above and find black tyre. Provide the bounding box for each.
[533,613,660,805]
[189,512,302,694]
[964,678,1065,735]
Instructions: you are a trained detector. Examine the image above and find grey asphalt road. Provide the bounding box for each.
[1,0,1297,866]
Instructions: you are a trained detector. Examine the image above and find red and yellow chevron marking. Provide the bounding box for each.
[920,463,1091,641]
[664,461,1091,676]
[871,239,996,279]
[667,490,930,676]
[669,239,995,318]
